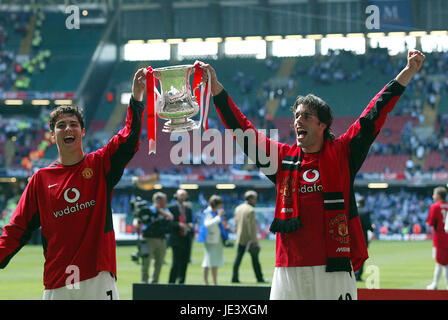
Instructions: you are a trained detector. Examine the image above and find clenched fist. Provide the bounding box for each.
[395,49,426,87]
[132,68,146,102]
[406,50,425,74]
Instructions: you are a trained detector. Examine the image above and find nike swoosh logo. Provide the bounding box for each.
[48,184,58,188]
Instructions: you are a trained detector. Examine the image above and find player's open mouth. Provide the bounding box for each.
[64,136,75,144]
[297,129,307,140]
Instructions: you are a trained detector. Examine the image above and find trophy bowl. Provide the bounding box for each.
[153,64,200,132]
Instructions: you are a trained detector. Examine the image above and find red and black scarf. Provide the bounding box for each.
[269,140,352,272]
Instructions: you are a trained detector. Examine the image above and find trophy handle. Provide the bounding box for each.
[197,69,211,130]
[192,63,211,131]
[154,85,163,113]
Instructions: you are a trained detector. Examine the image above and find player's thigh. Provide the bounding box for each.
[313,266,357,300]
[42,271,119,300]
[436,247,448,265]
[84,271,120,300]
[270,267,315,300]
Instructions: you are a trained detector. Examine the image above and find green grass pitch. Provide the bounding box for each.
[0,239,442,299]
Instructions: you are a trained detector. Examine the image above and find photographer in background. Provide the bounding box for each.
[132,192,173,284]
[130,196,149,264]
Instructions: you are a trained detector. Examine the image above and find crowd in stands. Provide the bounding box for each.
[4,12,448,176]
[0,49,16,94]
[436,114,448,163]
[232,70,255,97]
[2,16,448,244]
[366,51,448,174]
[107,187,434,240]
[0,113,48,169]
[306,49,363,85]
[0,11,30,93]
[361,189,433,237]
[0,181,439,241]
[0,183,22,231]
[0,8,51,92]
[197,49,448,176]
[230,69,269,127]
[100,49,448,178]
[276,49,448,175]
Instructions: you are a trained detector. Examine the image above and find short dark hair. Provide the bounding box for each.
[49,105,85,131]
[292,94,335,141]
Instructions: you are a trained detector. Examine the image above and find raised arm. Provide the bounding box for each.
[395,50,425,87]
[198,62,286,180]
[203,210,223,228]
[199,62,254,132]
[97,68,146,186]
[340,50,425,173]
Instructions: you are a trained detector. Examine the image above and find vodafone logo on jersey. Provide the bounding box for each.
[299,169,323,194]
[53,187,96,218]
[64,188,80,203]
[303,169,319,183]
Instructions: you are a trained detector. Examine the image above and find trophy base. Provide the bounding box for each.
[162,118,198,133]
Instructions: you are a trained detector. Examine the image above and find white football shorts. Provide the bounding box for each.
[42,271,119,300]
[270,265,357,300]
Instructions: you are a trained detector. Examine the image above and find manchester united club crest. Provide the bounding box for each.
[82,168,93,179]
[280,176,296,206]
[328,214,349,244]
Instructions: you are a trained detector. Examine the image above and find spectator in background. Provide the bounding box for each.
[426,186,448,290]
[231,190,265,284]
[197,195,228,285]
[355,195,374,282]
[132,192,173,284]
[168,189,194,284]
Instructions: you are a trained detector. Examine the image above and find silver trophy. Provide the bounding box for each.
[152,64,208,132]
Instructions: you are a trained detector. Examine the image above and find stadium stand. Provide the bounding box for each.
[60,49,448,177]
[3,39,448,176]
[0,11,30,92]
[3,2,448,302]
[27,12,104,92]
[425,151,448,172]
[361,154,409,173]
[0,9,52,170]
[1,6,448,245]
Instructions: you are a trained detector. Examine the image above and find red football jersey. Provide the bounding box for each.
[276,152,327,267]
[0,98,144,289]
[427,201,448,249]
[213,79,405,270]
